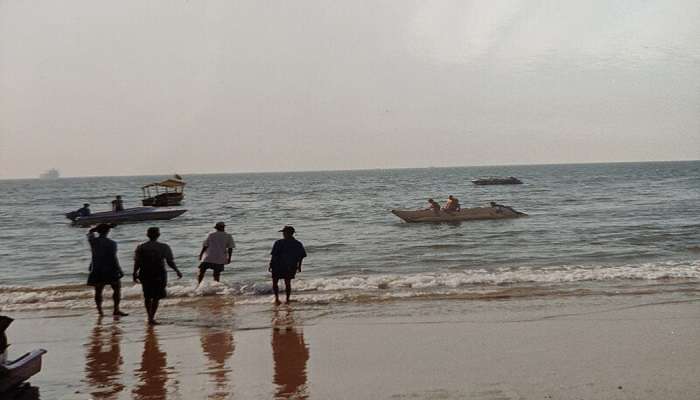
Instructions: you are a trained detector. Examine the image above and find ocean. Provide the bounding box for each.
[1,161,699,312]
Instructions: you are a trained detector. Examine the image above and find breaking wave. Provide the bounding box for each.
[1,260,698,311]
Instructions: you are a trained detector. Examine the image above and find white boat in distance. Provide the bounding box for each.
[391,205,526,223]
[66,207,187,227]
[39,169,60,179]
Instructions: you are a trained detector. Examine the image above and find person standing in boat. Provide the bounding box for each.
[443,195,461,211]
[268,226,307,305]
[111,195,124,212]
[197,222,236,284]
[133,227,182,325]
[87,223,128,317]
[426,198,441,213]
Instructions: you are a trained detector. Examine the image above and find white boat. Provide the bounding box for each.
[0,350,47,393]
[391,205,526,223]
[39,169,59,179]
[65,206,187,227]
[1,316,47,393]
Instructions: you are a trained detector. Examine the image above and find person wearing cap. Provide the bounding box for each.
[133,227,182,325]
[86,223,127,317]
[198,222,236,284]
[268,226,307,304]
[77,203,91,217]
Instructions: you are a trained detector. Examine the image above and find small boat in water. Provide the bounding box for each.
[472,176,522,185]
[391,205,526,223]
[65,207,187,227]
[142,176,185,207]
[1,316,47,393]
[38,169,59,180]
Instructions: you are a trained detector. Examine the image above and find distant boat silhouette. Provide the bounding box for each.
[39,169,60,179]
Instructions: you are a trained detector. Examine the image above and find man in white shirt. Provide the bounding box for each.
[198,222,235,284]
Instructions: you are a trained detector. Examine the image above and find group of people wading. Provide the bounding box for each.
[86,222,307,324]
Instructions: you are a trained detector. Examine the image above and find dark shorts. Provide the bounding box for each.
[141,279,167,300]
[87,279,121,288]
[199,262,224,273]
[271,265,296,280]
[87,267,124,286]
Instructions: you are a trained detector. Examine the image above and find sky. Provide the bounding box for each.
[1,0,699,178]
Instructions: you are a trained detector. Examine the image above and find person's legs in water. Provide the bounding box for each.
[284,278,292,303]
[110,281,128,316]
[144,298,152,322]
[272,278,281,305]
[213,269,221,282]
[149,299,160,325]
[197,268,206,284]
[144,298,160,325]
[94,284,105,315]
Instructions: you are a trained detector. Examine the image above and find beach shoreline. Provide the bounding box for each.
[5,292,699,399]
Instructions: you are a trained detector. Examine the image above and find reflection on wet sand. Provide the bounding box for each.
[271,307,309,399]
[133,326,171,400]
[84,317,124,399]
[200,326,235,399]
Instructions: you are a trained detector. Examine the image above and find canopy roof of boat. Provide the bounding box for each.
[142,179,186,189]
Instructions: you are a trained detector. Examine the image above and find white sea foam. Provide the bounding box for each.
[1,261,698,311]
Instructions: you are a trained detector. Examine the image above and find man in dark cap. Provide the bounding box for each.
[268,226,307,304]
[87,223,127,316]
[77,203,91,217]
[133,227,182,325]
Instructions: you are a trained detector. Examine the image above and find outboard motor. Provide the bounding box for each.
[65,211,79,221]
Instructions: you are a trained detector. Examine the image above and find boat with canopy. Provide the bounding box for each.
[142,176,185,206]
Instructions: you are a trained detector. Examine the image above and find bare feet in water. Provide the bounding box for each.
[148,319,160,325]
[113,310,129,317]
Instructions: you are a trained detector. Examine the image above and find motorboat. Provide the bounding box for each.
[38,169,59,179]
[391,205,526,223]
[472,176,522,185]
[142,175,185,207]
[65,207,187,227]
[0,316,47,393]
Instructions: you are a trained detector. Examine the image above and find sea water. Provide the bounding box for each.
[1,161,698,311]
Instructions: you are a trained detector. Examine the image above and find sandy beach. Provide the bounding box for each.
[4,292,699,400]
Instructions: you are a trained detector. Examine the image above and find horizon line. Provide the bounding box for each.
[3,158,698,181]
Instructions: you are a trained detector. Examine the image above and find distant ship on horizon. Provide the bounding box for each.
[39,168,60,179]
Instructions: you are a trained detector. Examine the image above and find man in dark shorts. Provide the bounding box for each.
[269,226,307,304]
[133,227,182,325]
[86,223,128,317]
[197,221,235,284]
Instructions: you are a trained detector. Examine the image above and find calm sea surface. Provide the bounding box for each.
[1,161,699,311]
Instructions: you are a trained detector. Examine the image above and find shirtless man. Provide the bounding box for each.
[443,195,461,211]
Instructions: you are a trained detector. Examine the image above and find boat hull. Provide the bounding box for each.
[67,207,187,227]
[472,177,522,185]
[0,349,47,393]
[391,206,526,223]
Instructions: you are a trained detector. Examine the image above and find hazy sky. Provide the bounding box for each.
[1,0,699,178]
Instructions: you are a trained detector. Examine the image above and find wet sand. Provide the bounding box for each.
[5,294,700,399]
